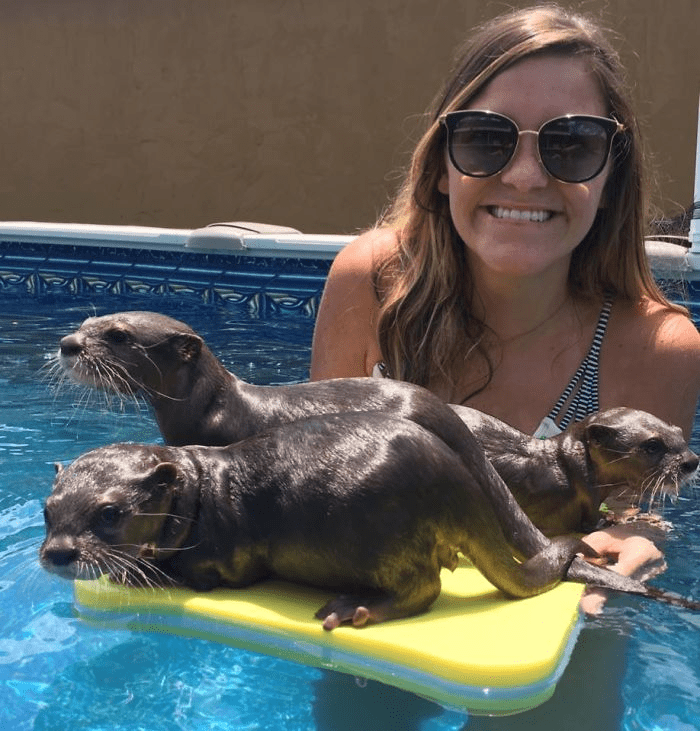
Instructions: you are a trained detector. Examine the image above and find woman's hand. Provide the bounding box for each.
[578,525,667,615]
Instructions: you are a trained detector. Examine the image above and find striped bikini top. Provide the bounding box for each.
[533,298,613,438]
[372,298,614,439]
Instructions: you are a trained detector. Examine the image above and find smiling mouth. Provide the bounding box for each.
[488,206,555,223]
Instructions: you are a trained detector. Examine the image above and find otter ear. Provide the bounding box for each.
[54,462,64,475]
[171,333,202,362]
[585,423,618,449]
[144,462,180,491]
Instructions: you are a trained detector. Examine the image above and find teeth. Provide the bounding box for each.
[491,207,552,222]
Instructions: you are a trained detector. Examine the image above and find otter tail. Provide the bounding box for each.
[566,556,700,611]
[643,586,700,611]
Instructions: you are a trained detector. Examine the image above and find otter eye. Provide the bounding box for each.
[99,505,122,526]
[106,328,129,344]
[641,438,665,457]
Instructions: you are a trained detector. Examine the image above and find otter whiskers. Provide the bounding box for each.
[93,546,178,590]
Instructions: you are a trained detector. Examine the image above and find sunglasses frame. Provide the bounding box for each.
[439,110,625,183]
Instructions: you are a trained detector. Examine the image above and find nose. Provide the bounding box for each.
[682,452,699,475]
[498,131,549,191]
[44,546,79,566]
[41,537,79,568]
[59,334,82,358]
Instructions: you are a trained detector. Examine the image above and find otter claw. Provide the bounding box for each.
[321,611,342,631]
[352,606,371,627]
[316,596,376,631]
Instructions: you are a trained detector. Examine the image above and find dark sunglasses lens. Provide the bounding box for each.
[448,113,516,177]
[539,117,611,183]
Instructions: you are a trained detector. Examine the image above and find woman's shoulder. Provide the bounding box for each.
[329,226,399,276]
[310,228,398,379]
[603,296,700,435]
[612,297,700,353]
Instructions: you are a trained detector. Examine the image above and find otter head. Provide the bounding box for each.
[40,443,192,586]
[58,311,203,397]
[581,407,698,505]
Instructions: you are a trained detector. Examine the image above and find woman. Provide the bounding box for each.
[310,5,700,602]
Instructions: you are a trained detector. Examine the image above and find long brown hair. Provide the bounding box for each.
[374,4,680,398]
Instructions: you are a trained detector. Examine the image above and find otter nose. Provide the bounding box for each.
[682,452,699,475]
[59,334,82,358]
[45,547,79,567]
[41,537,79,567]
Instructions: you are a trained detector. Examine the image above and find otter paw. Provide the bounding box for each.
[315,595,376,631]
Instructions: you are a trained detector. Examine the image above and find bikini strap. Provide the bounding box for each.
[546,298,613,431]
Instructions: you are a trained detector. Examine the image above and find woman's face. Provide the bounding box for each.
[438,53,611,284]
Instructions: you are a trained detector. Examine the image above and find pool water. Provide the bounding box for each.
[1,290,699,731]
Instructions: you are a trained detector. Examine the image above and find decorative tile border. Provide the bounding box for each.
[3,238,694,318]
[0,240,332,317]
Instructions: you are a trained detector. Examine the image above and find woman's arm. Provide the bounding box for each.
[310,229,395,380]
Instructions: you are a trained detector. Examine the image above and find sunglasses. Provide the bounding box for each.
[439,110,624,183]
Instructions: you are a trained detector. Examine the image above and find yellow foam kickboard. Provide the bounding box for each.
[73,558,583,716]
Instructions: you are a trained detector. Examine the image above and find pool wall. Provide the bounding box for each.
[1,222,697,313]
[0,222,353,316]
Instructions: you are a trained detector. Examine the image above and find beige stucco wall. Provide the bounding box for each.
[0,0,697,233]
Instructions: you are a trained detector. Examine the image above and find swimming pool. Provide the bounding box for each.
[1,225,699,730]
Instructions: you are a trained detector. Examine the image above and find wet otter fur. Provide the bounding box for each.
[57,310,460,448]
[57,312,698,537]
[40,412,698,630]
[452,405,699,536]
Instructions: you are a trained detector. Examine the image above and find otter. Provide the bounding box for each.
[56,312,698,536]
[452,405,698,536]
[57,310,459,448]
[41,412,697,630]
